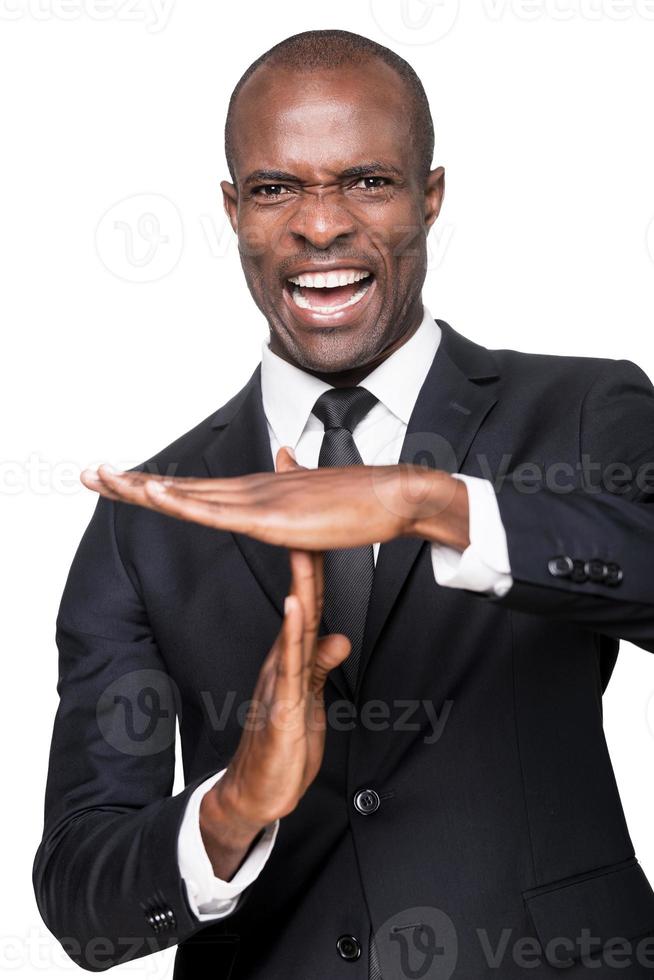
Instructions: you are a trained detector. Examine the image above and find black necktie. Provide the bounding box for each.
[368,933,383,980]
[313,386,384,978]
[312,386,379,695]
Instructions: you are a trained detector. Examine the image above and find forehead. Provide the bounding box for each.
[230,61,414,181]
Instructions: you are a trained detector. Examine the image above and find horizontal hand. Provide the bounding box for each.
[80,448,470,551]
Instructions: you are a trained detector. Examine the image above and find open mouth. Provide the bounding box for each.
[285,268,375,315]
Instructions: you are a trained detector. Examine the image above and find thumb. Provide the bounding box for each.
[275,445,305,473]
[311,633,352,691]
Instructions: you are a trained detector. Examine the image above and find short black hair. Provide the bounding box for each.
[224,29,435,184]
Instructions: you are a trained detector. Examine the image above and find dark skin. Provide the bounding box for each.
[222,60,441,382]
[81,58,470,880]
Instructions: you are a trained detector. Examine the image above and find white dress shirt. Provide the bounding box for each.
[178,304,513,920]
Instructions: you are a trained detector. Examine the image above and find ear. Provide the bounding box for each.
[424,166,445,230]
[221,179,238,233]
[275,446,305,473]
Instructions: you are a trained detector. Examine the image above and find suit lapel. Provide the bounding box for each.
[200,321,500,702]
[353,320,500,698]
[201,364,291,619]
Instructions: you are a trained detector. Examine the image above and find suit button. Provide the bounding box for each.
[353,788,380,815]
[144,906,175,934]
[548,555,574,578]
[336,935,361,961]
[605,562,623,586]
[570,559,588,583]
[584,559,608,583]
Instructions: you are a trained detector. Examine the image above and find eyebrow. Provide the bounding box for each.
[243,161,404,186]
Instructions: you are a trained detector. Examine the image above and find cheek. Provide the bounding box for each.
[237,218,274,271]
[238,214,301,275]
[363,201,425,268]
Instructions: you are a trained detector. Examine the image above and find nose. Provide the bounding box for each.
[286,194,357,250]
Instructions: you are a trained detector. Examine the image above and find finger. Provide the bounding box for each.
[275,445,305,474]
[258,552,317,710]
[79,469,121,501]
[98,466,349,511]
[141,483,324,548]
[289,550,319,686]
[273,594,305,717]
[94,468,234,505]
[92,473,193,515]
[96,466,157,506]
[253,625,285,701]
[97,467,185,488]
[142,482,255,531]
[314,552,324,625]
[311,634,352,694]
[96,467,306,494]
[305,551,324,671]
[305,553,325,717]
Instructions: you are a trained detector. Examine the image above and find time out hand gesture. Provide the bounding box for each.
[81,449,470,552]
[176,448,351,881]
[198,546,351,880]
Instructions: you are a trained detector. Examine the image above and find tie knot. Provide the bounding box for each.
[312,386,378,433]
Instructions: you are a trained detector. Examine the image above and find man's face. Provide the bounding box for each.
[222,59,444,374]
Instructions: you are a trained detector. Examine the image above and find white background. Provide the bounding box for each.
[3,1,654,976]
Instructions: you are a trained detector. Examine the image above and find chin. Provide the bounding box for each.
[286,326,384,375]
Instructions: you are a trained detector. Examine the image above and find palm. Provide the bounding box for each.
[81,456,422,550]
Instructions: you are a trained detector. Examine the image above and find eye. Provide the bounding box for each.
[353,176,392,191]
[251,184,290,198]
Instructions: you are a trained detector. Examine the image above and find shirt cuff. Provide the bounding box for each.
[177,767,279,921]
[430,474,513,597]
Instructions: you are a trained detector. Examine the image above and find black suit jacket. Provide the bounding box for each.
[33,320,654,978]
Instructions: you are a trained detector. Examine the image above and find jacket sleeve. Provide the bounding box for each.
[178,769,278,920]
[478,358,654,653]
[32,495,218,972]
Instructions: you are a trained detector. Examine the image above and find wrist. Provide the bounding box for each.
[201,775,266,859]
[403,468,471,552]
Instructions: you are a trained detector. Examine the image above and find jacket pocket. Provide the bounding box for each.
[522,857,654,966]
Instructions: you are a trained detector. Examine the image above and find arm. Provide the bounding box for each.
[84,362,654,654]
[430,474,513,597]
[473,359,654,652]
[178,769,279,921]
[34,493,349,971]
[32,496,214,972]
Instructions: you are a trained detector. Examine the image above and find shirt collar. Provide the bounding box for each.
[260,303,441,450]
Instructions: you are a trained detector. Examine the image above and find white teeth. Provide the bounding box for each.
[288,269,372,288]
[290,278,373,313]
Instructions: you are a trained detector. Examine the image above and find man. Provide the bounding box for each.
[33,28,654,980]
